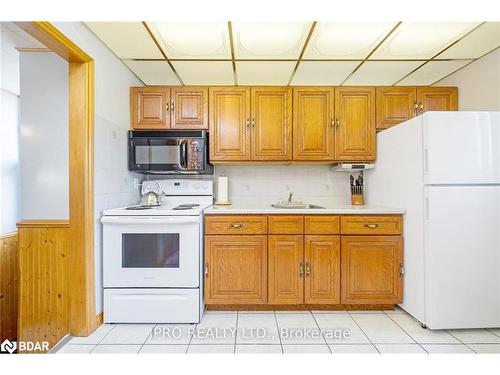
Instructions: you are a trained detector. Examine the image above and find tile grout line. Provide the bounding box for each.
[138,324,157,354]
[89,323,117,353]
[486,328,500,339]
[273,311,284,353]
[186,322,197,354]
[384,311,428,353]
[233,311,239,353]
[445,330,482,353]
[309,310,332,353]
[347,311,380,353]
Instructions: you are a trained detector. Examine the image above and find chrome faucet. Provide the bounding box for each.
[288,192,293,203]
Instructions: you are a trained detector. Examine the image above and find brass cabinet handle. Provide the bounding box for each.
[251,118,255,128]
[246,118,250,128]
[171,100,175,111]
[413,101,419,116]
[330,119,334,128]
[418,102,424,113]
[364,223,379,229]
[305,262,311,277]
[336,119,340,128]
[399,263,405,277]
[299,262,304,278]
[204,263,209,277]
[228,223,244,229]
[165,102,170,112]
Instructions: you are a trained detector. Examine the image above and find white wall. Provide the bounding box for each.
[214,165,350,205]
[53,22,143,314]
[436,48,500,110]
[19,52,69,219]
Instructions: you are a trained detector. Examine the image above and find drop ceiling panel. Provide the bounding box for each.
[438,22,500,59]
[85,22,163,59]
[345,61,423,85]
[172,61,234,85]
[235,61,296,85]
[149,22,231,59]
[304,22,397,59]
[397,60,472,86]
[371,22,479,60]
[123,60,181,85]
[291,61,360,86]
[232,22,311,59]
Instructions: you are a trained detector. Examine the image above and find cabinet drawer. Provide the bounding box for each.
[304,215,340,234]
[268,216,303,234]
[341,215,402,235]
[205,215,267,235]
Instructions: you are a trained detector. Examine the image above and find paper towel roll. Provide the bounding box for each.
[217,175,229,203]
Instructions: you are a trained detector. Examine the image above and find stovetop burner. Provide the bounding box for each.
[125,205,155,210]
[172,203,201,211]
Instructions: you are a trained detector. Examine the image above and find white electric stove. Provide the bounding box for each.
[101,179,213,324]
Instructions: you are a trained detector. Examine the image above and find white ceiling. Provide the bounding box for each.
[85,21,500,86]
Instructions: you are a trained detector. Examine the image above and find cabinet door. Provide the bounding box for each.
[251,87,292,160]
[205,235,267,304]
[304,235,340,304]
[376,87,417,130]
[170,87,208,129]
[292,88,335,161]
[335,87,376,161]
[130,87,170,129]
[209,87,251,161]
[268,235,304,304]
[341,236,403,304]
[416,87,458,114]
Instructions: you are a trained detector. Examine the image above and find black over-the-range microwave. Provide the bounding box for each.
[128,130,213,175]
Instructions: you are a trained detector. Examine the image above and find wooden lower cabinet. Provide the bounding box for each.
[304,235,341,304]
[341,236,403,304]
[268,235,304,304]
[205,235,267,304]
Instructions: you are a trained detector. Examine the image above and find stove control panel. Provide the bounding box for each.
[142,179,213,196]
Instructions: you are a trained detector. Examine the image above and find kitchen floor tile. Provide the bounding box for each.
[145,324,194,345]
[67,324,114,345]
[468,344,500,353]
[422,344,474,353]
[56,344,95,353]
[387,313,459,344]
[91,345,141,353]
[447,329,500,344]
[350,313,414,344]
[190,313,237,344]
[187,345,235,353]
[282,344,330,354]
[275,312,325,344]
[139,345,188,353]
[236,313,280,344]
[236,344,283,353]
[329,344,378,354]
[375,344,426,353]
[100,324,156,345]
[313,312,370,344]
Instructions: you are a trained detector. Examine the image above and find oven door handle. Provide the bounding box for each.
[179,139,188,170]
[101,216,199,225]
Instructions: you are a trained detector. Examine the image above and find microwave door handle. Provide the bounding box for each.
[179,139,188,169]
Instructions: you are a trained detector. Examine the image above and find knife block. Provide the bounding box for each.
[351,193,365,206]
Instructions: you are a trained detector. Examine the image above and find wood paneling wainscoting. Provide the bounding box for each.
[0,232,18,341]
[17,220,70,353]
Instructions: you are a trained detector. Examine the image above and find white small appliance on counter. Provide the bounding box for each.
[366,111,500,329]
[101,179,213,323]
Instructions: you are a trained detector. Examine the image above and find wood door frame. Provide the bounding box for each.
[16,22,96,336]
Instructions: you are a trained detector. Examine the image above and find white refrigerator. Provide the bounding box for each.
[366,112,500,329]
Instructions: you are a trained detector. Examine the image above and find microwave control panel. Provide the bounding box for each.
[187,139,205,171]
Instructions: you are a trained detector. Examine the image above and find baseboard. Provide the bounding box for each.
[206,304,396,311]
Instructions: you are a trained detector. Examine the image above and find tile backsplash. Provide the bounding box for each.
[214,165,351,205]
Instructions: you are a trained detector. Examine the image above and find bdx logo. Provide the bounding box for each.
[1,339,17,354]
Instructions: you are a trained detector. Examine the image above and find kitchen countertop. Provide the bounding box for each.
[203,199,405,215]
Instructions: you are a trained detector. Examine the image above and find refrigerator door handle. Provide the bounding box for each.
[424,148,429,173]
[425,196,430,220]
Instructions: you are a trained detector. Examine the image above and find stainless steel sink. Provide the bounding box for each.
[271,203,325,209]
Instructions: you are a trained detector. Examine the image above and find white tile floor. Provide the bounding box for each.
[56,309,500,354]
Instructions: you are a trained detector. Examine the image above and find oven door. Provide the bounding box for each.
[102,216,200,288]
[129,137,188,172]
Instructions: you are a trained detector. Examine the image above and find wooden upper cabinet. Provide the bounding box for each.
[293,88,335,161]
[131,87,170,129]
[251,87,292,161]
[205,235,267,304]
[341,236,403,305]
[416,87,458,114]
[304,235,341,304]
[335,87,376,161]
[376,87,417,130]
[170,87,208,129]
[268,235,304,304]
[209,87,251,161]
